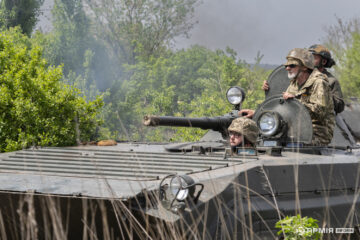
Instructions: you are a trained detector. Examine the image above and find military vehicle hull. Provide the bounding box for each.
[0,144,359,239]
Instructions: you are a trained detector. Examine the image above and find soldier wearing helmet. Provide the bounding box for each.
[309,44,344,114]
[228,117,259,150]
[282,48,335,145]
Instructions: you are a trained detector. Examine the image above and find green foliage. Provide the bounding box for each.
[0,28,103,152]
[33,0,116,91]
[323,17,360,100]
[275,215,321,240]
[338,33,360,99]
[0,0,44,36]
[39,0,90,76]
[323,16,360,68]
[85,0,200,64]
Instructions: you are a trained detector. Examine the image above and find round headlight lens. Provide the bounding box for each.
[226,87,245,105]
[258,112,279,136]
[170,176,189,201]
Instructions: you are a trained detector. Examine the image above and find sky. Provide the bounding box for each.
[38,0,360,65]
[174,0,360,64]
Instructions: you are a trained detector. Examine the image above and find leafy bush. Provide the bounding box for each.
[0,27,103,152]
[275,214,321,240]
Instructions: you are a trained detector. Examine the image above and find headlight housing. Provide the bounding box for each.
[257,111,281,137]
[159,174,204,213]
[226,87,245,105]
[170,175,195,201]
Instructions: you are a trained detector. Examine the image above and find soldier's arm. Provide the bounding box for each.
[330,79,345,114]
[238,109,255,118]
[303,80,333,120]
[283,84,297,99]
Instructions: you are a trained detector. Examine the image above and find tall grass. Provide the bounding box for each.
[0,156,359,239]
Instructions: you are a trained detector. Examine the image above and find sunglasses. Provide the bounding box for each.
[285,64,298,68]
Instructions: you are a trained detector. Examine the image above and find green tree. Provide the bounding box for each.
[39,0,91,76]
[323,16,360,67]
[0,27,103,152]
[84,0,200,64]
[34,0,116,93]
[339,33,360,99]
[0,0,44,36]
[323,17,360,99]
[322,17,360,99]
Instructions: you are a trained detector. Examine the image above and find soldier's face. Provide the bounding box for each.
[285,64,300,80]
[313,54,327,68]
[229,131,243,146]
[313,54,322,68]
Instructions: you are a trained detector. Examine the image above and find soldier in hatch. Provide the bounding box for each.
[282,48,335,145]
[240,48,335,146]
[228,117,259,151]
[262,44,344,115]
[308,44,344,114]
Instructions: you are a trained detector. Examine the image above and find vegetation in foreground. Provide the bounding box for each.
[276,215,321,240]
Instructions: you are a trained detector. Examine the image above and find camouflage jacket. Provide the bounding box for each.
[286,69,335,145]
[322,69,345,114]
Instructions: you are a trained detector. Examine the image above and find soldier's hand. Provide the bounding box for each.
[283,92,295,100]
[239,109,255,118]
[262,81,269,91]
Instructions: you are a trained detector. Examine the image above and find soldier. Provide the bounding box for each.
[228,117,259,149]
[240,48,335,146]
[262,45,344,114]
[282,48,335,145]
[308,44,344,114]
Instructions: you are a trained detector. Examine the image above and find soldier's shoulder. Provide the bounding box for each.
[311,69,328,80]
[308,69,329,87]
[323,69,338,84]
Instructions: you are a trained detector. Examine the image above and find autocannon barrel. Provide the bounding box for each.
[143,115,235,131]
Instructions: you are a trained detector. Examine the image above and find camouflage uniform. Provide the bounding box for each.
[285,69,335,145]
[309,44,345,114]
[228,117,259,146]
[322,69,345,114]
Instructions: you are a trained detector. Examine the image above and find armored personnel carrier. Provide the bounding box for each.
[0,66,359,239]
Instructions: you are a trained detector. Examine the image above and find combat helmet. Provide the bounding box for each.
[309,44,336,68]
[285,48,314,70]
[228,117,259,144]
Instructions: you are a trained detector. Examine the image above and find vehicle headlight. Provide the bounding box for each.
[258,112,280,137]
[226,87,246,105]
[159,174,204,213]
[170,175,194,201]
